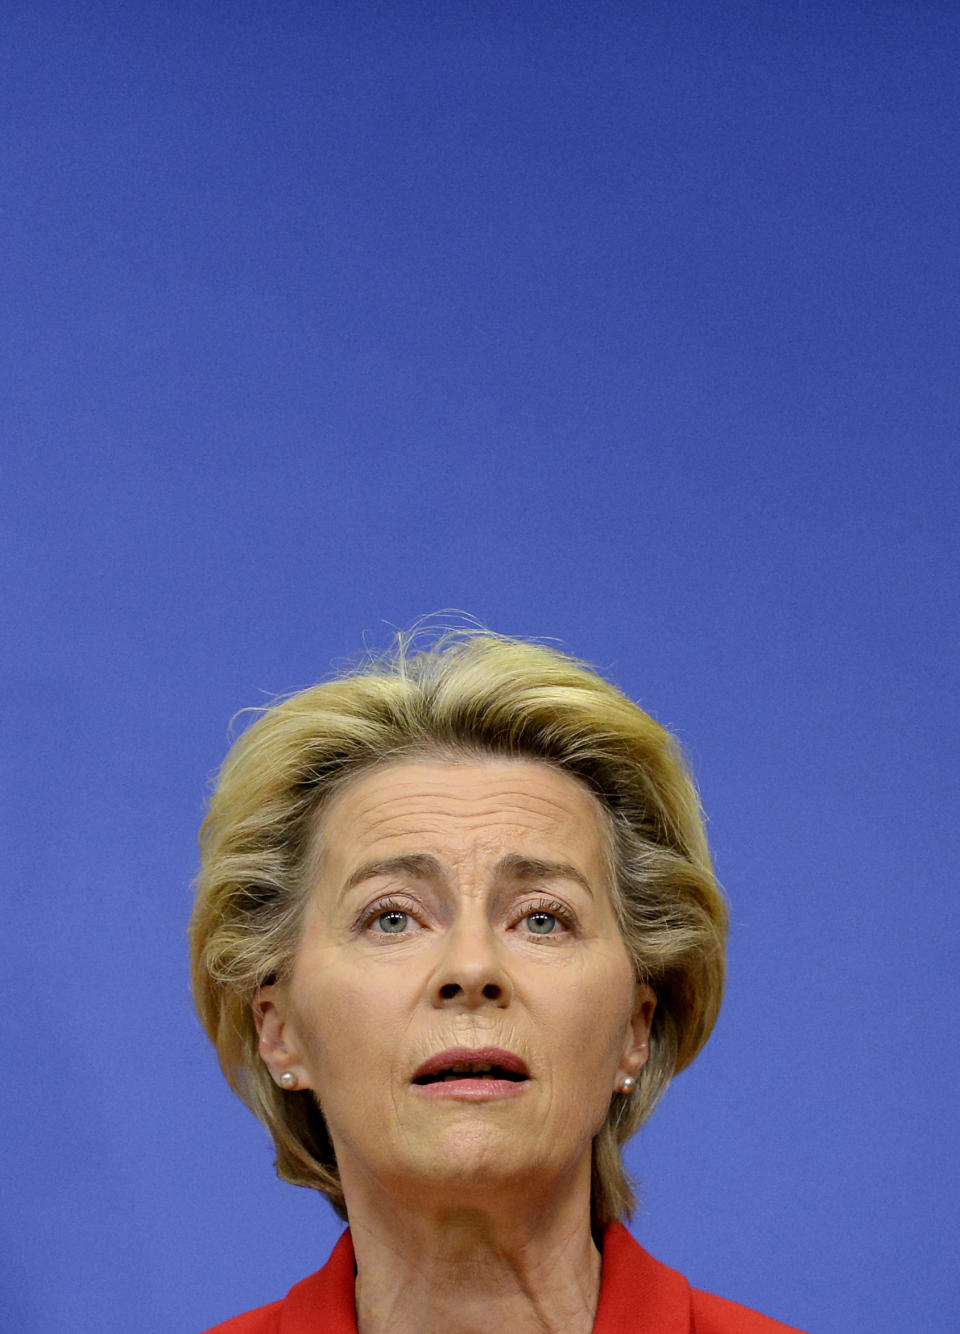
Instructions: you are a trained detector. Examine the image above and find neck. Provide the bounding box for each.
[344,1164,603,1334]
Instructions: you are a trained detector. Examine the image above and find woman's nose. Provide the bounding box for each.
[428,919,513,1008]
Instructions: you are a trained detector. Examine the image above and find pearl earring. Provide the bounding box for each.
[620,1075,636,1093]
[279,1071,297,1090]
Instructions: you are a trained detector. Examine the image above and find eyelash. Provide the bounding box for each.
[355,896,419,933]
[355,896,577,936]
[515,898,575,937]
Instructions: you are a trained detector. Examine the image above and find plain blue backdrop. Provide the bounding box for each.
[3,3,958,1331]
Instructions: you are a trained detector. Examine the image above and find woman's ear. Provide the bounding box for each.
[253,985,310,1090]
[618,982,657,1083]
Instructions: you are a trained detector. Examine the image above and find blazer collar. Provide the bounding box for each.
[279,1229,357,1333]
[593,1222,693,1333]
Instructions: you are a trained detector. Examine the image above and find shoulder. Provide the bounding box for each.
[198,1229,357,1334]
[200,1298,283,1333]
[691,1287,808,1333]
[597,1223,808,1334]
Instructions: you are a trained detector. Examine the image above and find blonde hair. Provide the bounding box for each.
[190,629,728,1229]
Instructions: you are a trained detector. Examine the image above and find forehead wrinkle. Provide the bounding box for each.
[311,760,611,888]
[335,805,595,861]
[333,784,595,834]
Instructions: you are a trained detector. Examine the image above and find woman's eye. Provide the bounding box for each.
[525,911,559,935]
[375,910,409,933]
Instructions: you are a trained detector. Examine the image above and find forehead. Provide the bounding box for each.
[313,756,609,874]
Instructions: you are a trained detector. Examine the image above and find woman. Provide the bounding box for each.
[191,630,807,1333]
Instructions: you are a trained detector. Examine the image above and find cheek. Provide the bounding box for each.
[289,964,408,1089]
[551,958,635,1076]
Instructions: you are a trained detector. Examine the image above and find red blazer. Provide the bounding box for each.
[202,1223,808,1333]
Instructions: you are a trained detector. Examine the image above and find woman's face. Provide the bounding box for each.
[256,757,654,1211]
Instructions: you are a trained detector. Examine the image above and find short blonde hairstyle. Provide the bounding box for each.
[190,629,728,1229]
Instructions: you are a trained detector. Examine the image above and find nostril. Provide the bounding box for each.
[439,983,462,1000]
[482,983,501,1000]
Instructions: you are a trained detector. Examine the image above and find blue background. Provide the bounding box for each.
[3,4,958,1331]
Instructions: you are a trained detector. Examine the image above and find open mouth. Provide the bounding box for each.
[413,1062,528,1085]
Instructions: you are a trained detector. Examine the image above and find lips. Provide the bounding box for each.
[412,1046,530,1085]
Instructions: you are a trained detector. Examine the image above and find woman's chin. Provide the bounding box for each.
[365,1122,588,1211]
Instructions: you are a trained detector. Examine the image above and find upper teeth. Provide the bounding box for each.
[413,1060,526,1084]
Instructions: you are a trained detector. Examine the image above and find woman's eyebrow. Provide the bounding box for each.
[339,853,594,899]
[341,853,444,895]
[494,854,594,898]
